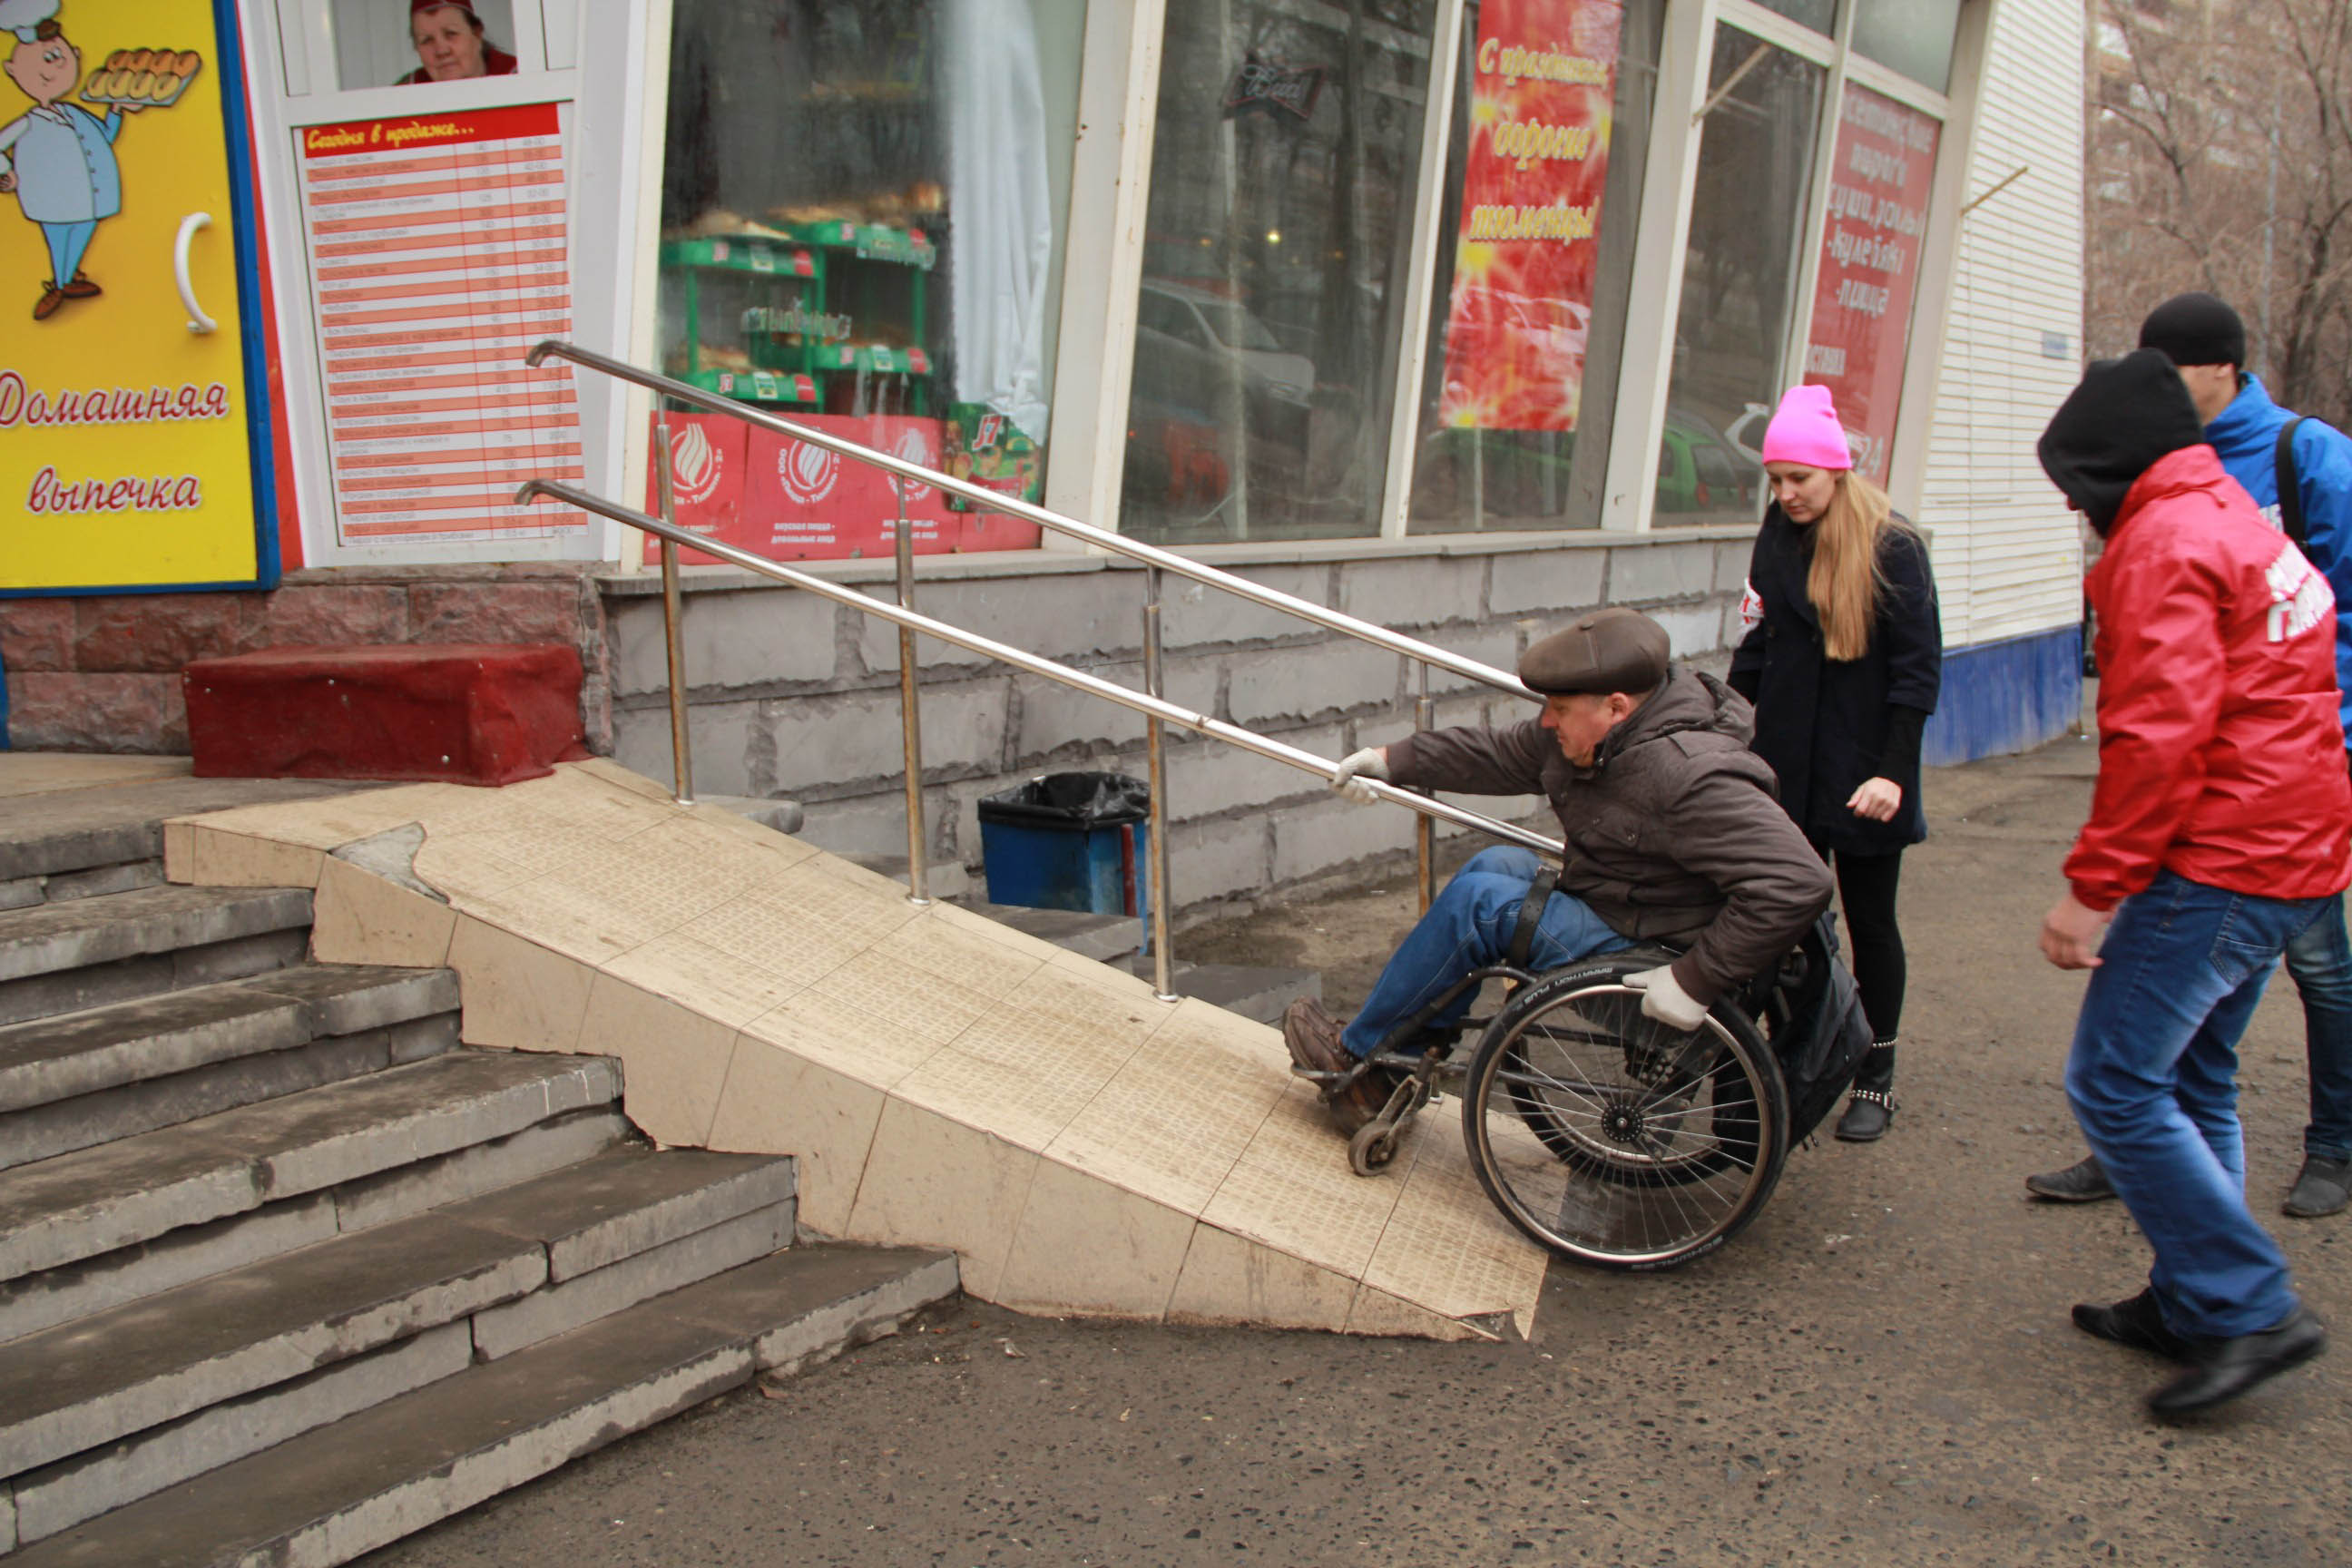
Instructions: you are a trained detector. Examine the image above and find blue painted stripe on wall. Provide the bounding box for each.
[1924,623,2083,767]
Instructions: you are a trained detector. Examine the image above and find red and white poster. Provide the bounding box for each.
[298,104,585,544]
[1437,0,1623,432]
[1801,84,1939,484]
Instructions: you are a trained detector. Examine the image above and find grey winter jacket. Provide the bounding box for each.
[1385,666,1833,1003]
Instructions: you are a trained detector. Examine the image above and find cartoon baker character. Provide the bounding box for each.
[0,0,140,320]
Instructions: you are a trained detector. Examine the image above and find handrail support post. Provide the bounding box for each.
[895,479,930,907]
[1142,567,1177,1003]
[1415,664,1434,915]
[652,411,696,808]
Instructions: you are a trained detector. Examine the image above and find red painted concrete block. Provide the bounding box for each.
[184,644,588,786]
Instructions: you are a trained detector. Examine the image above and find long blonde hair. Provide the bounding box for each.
[1807,472,1904,662]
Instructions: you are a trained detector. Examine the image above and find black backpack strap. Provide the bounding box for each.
[2277,416,2308,545]
[1504,864,1563,969]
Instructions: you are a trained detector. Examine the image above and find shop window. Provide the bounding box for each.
[1800,83,1938,484]
[654,0,1083,561]
[1657,25,1824,526]
[338,0,524,89]
[1407,0,1665,534]
[1119,0,1439,544]
[1852,0,1964,93]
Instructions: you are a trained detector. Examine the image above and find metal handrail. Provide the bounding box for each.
[518,475,1568,864]
[527,341,1540,705]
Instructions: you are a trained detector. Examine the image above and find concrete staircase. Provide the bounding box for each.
[0,784,957,1566]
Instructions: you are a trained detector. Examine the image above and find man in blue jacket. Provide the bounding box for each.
[2028,291,2352,1220]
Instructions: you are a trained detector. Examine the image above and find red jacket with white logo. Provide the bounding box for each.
[2068,445,2352,910]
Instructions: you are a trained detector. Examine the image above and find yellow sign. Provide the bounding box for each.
[0,0,265,592]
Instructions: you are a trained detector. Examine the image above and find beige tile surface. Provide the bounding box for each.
[567,757,678,801]
[575,975,740,1146]
[408,832,541,902]
[704,1038,886,1236]
[1345,1285,1485,1341]
[1200,1082,1403,1281]
[847,1098,1039,1300]
[743,956,984,1090]
[602,931,808,1030]
[872,913,1048,1002]
[680,866,924,990]
[446,916,594,1054]
[1047,999,1290,1217]
[1164,1223,1360,1333]
[1360,1122,1550,1331]
[995,1161,1197,1319]
[310,855,457,968]
[173,785,451,849]
[185,828,325,890]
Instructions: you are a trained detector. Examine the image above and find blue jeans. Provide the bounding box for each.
[1342,847,1635,1058]
[2065,869,2331,1339]
[2284,895,2352,1160]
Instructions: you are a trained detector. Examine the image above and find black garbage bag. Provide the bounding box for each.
[975,772,1151,832]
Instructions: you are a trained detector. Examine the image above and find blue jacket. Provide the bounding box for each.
[2205,375,2352,751]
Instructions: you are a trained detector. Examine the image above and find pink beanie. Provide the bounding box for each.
[1760,384,1853,470]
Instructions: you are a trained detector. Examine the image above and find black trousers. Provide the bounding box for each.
[1810,838,1906,1076]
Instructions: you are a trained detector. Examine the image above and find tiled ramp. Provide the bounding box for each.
[167,760,1546,1340]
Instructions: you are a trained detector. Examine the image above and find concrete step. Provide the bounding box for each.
[1,1244,957,1567]
[0,859,164,915]
[0,1110,630,1346]
[0,1146,795,1501]
[0,777,354,895]
[0,968,464,1171]
[959,898,1144,964]
[1132,960,1321,1025]
[0,1052,623,1286]
[847,852,972,902]
[0,886,314,1030]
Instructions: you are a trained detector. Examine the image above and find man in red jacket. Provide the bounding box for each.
[2036,348,2349,1417]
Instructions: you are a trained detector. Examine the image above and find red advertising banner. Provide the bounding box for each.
[1801,84,1940,484]
[1437,0,1623,433]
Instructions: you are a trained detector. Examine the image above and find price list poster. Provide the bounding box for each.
[297,104,585,545]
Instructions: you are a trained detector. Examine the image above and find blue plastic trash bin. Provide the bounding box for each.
[976,772,1152,916]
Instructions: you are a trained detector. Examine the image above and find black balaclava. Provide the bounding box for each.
[2036,348,2209,537]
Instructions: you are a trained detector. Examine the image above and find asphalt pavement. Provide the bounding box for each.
[363,734,2350,1568]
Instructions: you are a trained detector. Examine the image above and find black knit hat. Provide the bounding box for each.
[2138,291,2247,369]
[1520,608,1671,696]
[2037,349,2209,536]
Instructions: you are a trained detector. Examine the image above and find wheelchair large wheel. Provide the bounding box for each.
[1461,952,1790,1271]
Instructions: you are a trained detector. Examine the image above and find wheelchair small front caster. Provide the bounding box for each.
[1349,1117,1401,1175]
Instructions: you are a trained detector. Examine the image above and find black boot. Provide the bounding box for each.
[1835,1042,1897,1142]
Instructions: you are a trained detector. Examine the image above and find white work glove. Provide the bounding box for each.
[1625,965,1709,1031]
[1330,746,1391,805]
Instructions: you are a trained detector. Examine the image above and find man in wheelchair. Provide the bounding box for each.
[1283,606,1835,1136]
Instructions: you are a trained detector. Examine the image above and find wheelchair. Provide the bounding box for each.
[1293,936,1838,1273]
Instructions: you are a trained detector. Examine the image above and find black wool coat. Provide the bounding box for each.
[1728,505,1942,855]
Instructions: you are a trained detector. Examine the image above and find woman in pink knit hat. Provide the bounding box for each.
[1727,383,1942,1142]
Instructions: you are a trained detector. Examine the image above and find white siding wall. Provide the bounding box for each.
[1917,0,2086,649]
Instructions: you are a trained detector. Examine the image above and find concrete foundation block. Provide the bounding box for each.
[609,589,840,701]
[1421,628,1523,697]
[1608,540,1720,603]
[1715,539,1755,594]
[1485,548,1605,616]
[1227,642,1402,728]
[1164,724,1343,819]
[1167,817,1272,909]
[1158,564,1330,650]
[612,699,765,799]
[1270,798,1419,886]
[1338,557,1483,631]
[1649,603,1729,659]
[1011,664,1150,758]
[764,681,1011,794]
[863,574,1136,674]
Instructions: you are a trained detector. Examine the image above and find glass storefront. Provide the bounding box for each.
[1118,0,1439,545]
[1408,0,1663,533]
[1658,25,1825,526]
[654,0,1083,559]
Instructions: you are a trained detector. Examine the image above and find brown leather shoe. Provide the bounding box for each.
[60,273,100,299]
[33,286,64,320]
[1282,999,1395,1135]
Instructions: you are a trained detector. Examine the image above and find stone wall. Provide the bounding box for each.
[601,527,1756,916]
[1,566,612,754]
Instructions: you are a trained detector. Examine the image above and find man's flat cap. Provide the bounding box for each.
[1519,608,1671,696]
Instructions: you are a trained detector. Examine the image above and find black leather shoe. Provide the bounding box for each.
[2072,1287,2190,1361]
[2284,1154,2352,1219]
[1833,1090,1893,1142]
[2026,1154,2117,1202]
[2149,1307,2328,1418]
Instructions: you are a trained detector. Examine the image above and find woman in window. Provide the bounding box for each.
[1729,384,1942,1142]
[398,0,515,83]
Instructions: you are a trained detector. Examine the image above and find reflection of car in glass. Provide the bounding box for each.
[1132,280,1317,413]
[1656,411,1764,519]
